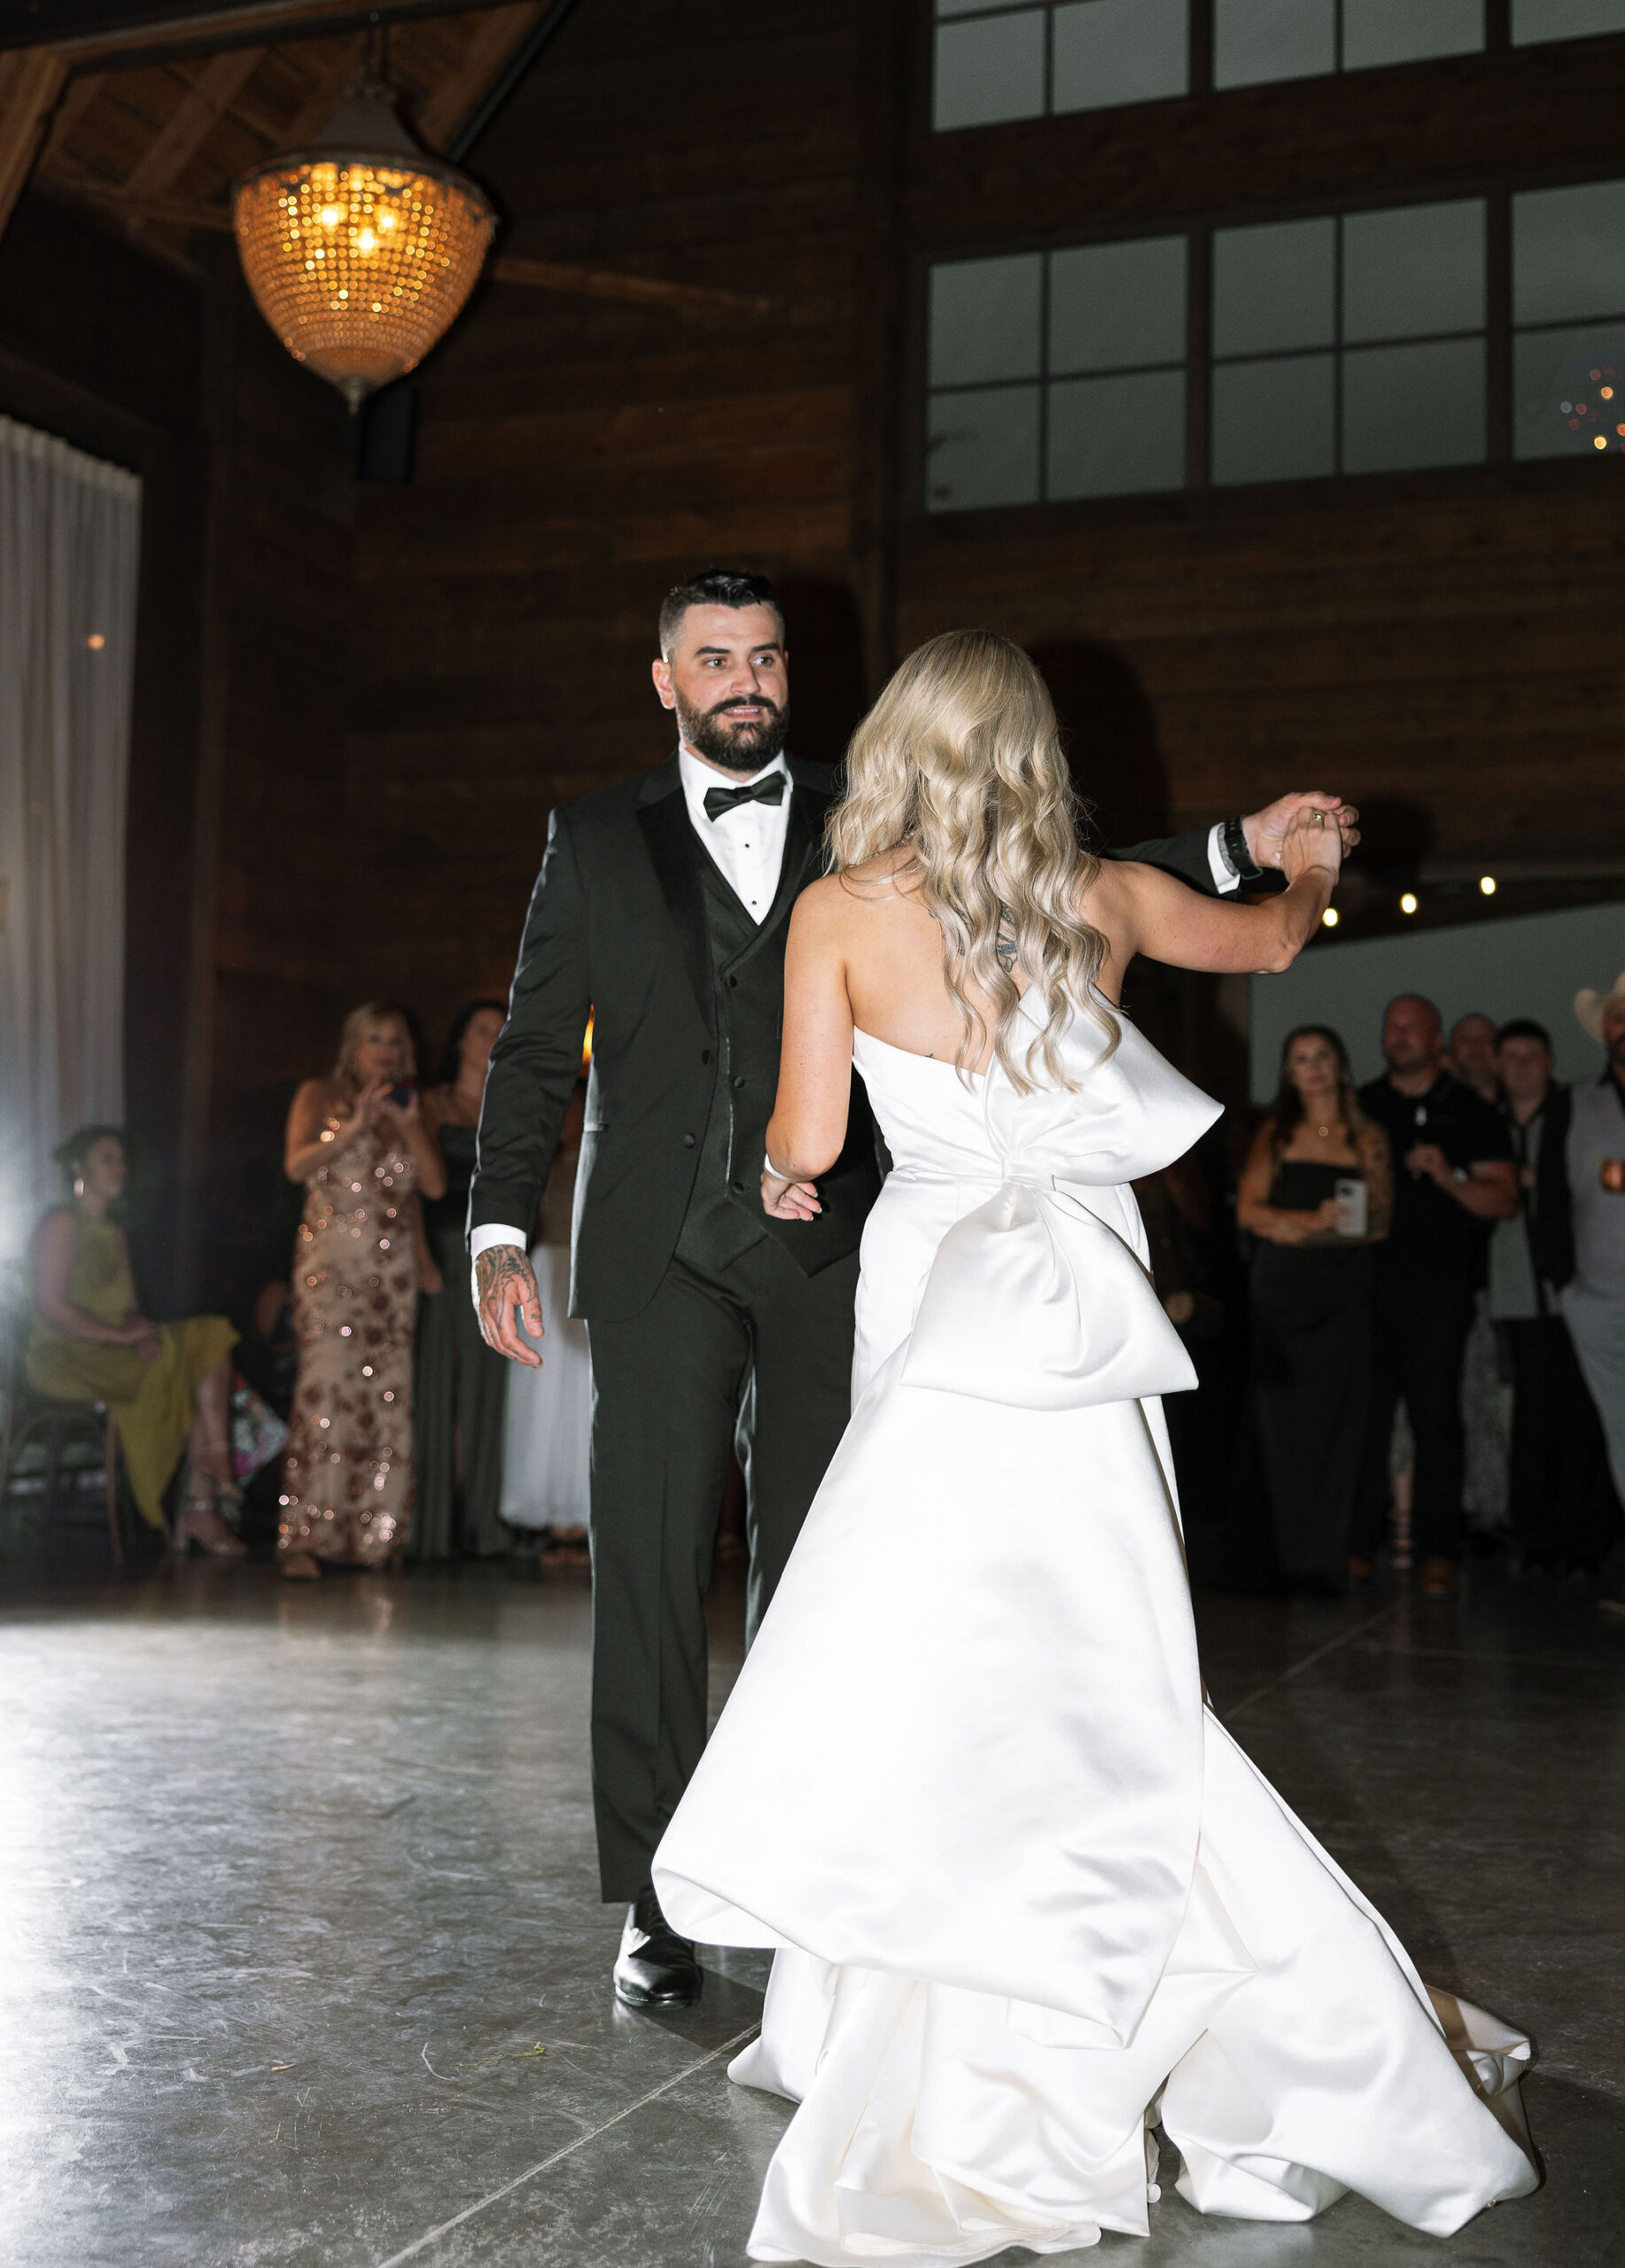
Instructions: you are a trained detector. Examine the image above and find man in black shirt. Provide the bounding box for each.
[1351,995,1517,1595]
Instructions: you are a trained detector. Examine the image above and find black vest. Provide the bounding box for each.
[674,853,778,1270]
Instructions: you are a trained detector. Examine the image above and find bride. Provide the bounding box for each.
[652,631,1536,2264]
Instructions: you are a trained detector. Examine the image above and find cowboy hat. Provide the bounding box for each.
[1575,970,1625,1041]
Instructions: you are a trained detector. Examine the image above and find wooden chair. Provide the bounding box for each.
[0,1279,124,1565]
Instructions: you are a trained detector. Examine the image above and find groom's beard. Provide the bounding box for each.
[676,687,789,775]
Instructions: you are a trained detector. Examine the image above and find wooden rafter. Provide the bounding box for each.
[414,0,540,151]
[0,46,68,241]
[123,45,267,200]
[40,67,104,166]
[492,253,772,318]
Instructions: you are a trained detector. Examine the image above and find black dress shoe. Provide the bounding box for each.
[613,1887,702,2008]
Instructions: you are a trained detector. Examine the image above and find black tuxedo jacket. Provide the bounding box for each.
[470,750,1223,1322]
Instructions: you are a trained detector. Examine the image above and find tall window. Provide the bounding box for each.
[924,182,1625,509]
[1512,180,1625,457]
[1511,0,1625,42]
[927,238,1187,509]
[932,0,1625,136]
[932,0,1188,133]
[1212,202,1485,483]
[1214,0,1483,87]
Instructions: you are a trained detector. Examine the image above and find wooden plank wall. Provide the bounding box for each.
[187,253,355,1309]
[344,0,869,1062]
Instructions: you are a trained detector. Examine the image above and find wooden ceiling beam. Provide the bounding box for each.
[492,253,773,318]
[40,67,105,167]
[123,45,267,199]
[54,0,507,74]
[413,0,540,152]
[0,46,69,243]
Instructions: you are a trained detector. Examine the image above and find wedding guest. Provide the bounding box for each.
[27,1126,241,1555]
[278,1003,445,1580]
[413,999,511,1559]
[1490,1020,1614,1573]
[501,1083,591,1551]
[1350,997,1517,1596]
[1565,974,1625,1612]
[1237,1027,1392,1594]
[1448,1012,1500,1105]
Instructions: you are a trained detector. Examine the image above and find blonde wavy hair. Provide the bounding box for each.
[828,630,1116,1091]
[331,1001,416,1094]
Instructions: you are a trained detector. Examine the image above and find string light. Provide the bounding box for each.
[1400,892,1418,914]
[1321,906,1339,928]
[1480,875,1497,896]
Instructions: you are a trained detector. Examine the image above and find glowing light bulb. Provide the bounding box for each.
[1322,906,1339,928]
[1400,892,1417,915]
[1479,875,1497,897]
[357,228,377,252]
[320,204,343,228]
[85,632,105,650]
[1595,435,1608,450]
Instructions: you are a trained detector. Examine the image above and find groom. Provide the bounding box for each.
[470,567,1355,2008]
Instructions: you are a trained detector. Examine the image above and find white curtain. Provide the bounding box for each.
[0,416,142,1260]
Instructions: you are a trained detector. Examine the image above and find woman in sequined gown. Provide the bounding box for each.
[279,1003,446,1579]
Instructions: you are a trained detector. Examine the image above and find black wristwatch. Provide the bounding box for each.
[1222,814,1264,884]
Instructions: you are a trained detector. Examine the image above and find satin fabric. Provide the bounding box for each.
[654,998,1536,2264]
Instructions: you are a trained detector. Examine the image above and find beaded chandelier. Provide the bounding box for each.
[232,83,494,412]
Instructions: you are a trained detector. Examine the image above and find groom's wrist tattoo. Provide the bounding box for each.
[995,901,1018,976]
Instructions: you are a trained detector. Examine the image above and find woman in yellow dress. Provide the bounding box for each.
[278,1003,446,1580]
[28,1127,242,1553]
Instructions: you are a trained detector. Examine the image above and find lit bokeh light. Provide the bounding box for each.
[1400,892,1418,915]
[1480,875,1497,897]
[1322,906,1339,928]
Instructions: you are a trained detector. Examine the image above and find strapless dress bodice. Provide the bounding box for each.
[852,989,1218,1191]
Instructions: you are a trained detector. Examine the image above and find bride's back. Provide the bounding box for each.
[819,630,1116,1087]
[834,853,1015,1070]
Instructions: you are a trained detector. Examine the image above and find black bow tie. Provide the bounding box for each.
[703,773,787,823]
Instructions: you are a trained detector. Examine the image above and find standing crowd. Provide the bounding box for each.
[1225,982,1625,1604]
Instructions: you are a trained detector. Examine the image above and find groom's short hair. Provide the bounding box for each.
[658,568,785,657]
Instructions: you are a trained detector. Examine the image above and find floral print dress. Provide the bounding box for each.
[279,1110,418,1565]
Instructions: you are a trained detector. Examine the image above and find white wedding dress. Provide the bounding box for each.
[653,996,1537,2265]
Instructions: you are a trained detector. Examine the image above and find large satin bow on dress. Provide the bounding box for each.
[902,1175,1197,1410]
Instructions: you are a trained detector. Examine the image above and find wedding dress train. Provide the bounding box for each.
[653,998,1536,2264]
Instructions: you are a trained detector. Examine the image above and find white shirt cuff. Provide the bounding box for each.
[1208,820,1240,895]
[470,1223,527,1258]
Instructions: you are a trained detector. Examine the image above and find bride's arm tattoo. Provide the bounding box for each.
[995,902,1018,976]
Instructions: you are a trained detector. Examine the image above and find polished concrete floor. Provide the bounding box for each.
[1,1536,1621,2267]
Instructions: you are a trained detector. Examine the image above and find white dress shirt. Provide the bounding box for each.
[678,743,792,922]
[474,802,1236,1270]
[471,746,795,1268]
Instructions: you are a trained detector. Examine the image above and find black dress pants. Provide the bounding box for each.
[584,1235,859,1901]
[1504,1315,1617,1568]
[1352,1270,1476,1564]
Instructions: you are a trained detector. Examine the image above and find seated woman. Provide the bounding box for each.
[28,1126,242,1555]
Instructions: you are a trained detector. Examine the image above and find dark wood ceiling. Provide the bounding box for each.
[0,1,544,267]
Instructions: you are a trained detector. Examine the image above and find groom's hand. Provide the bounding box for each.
[475,1245,545,1366]
[1243,791,1360,871]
